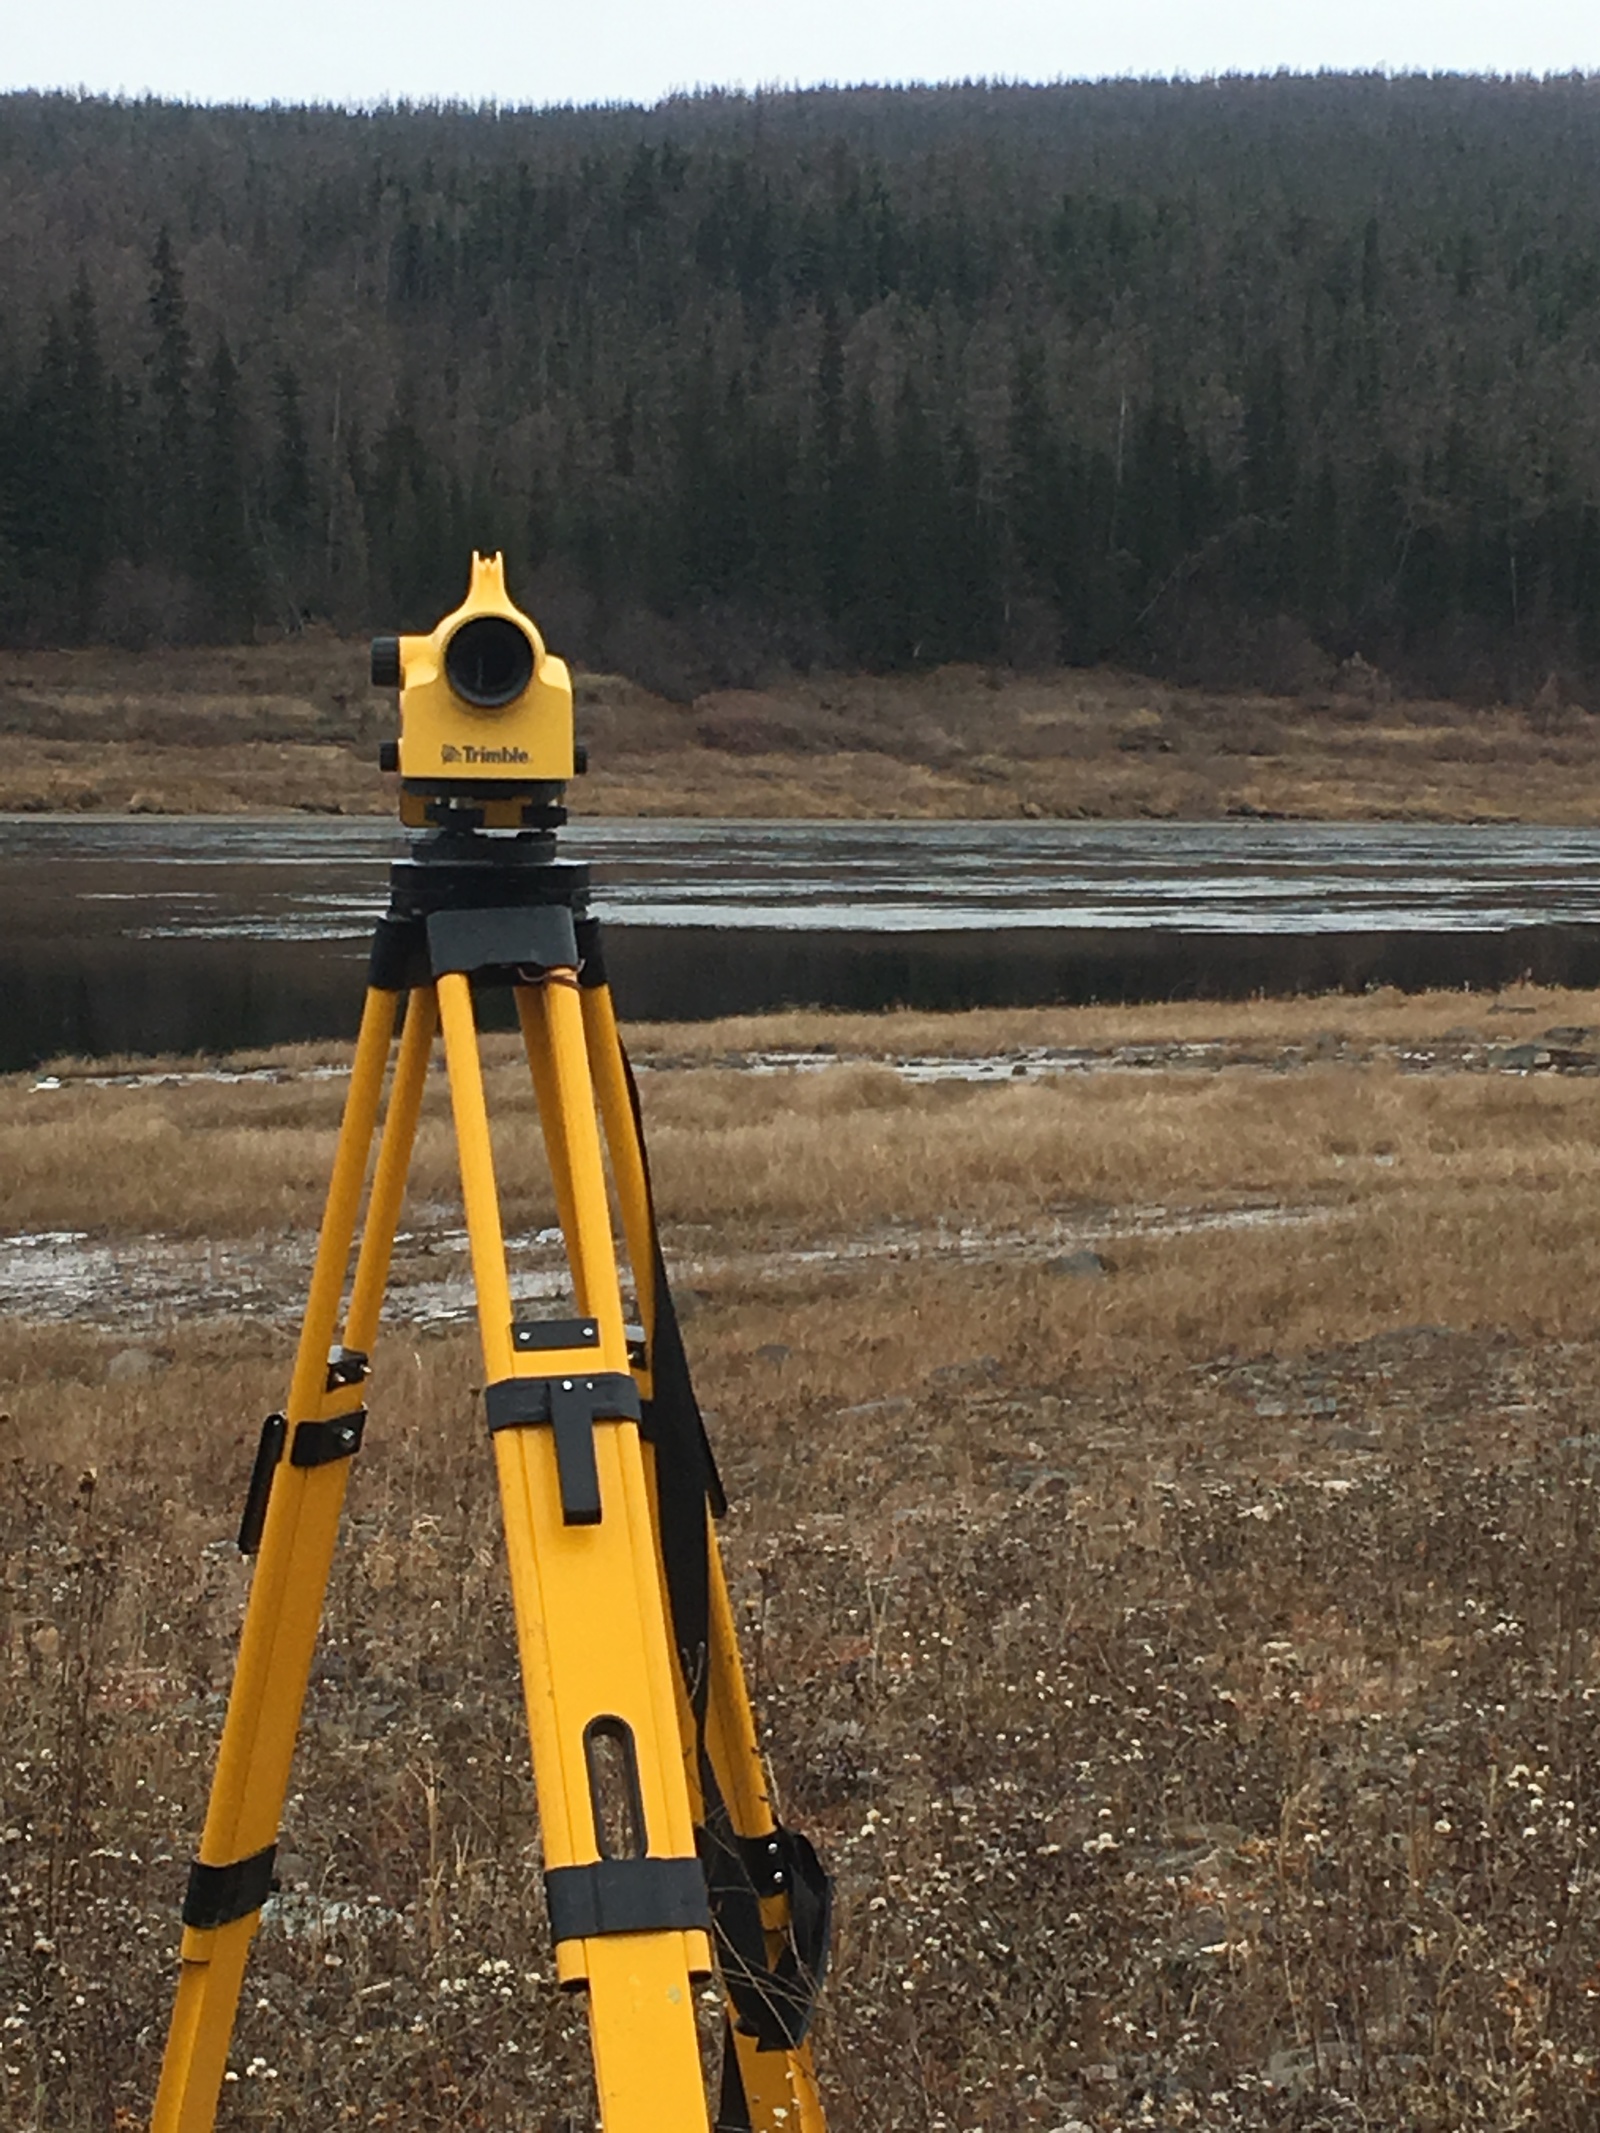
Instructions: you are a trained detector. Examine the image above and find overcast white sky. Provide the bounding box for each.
[4,0,1599,111]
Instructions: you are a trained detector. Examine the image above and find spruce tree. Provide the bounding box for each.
[146,227,194,572]
[64,269,110,622]
[197,335,253,631]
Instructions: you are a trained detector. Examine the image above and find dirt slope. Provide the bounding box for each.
[3,639,1598,820]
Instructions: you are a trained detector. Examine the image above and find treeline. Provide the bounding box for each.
[4,76,1600,695]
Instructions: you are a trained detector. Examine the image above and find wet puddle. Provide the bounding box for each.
[0,1200,1339,1335]
[30,1028,1597,1097]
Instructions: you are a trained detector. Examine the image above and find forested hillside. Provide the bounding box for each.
[4,76,1600,696]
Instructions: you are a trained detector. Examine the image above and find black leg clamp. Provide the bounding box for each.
[182,1843,278,1930]
[238,1413,288,1555]
[544,1857,711,1945]
[291,1409,368,1468]
[237,1405,365,1556]
[484,1372,641,1526]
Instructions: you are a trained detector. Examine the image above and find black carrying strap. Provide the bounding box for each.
[699,1799,833,2051]
[617,1041,831,2064]
[716,2027,755,2133]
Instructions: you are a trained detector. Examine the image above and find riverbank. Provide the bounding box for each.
[3,637,1599,820]
[7,992,1600,2123]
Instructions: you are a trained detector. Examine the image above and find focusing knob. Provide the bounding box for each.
[370,636,401,689]
[377,740,399,773]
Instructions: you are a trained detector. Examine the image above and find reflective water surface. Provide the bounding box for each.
[7,814,1600,937]
[4,815,1600,1065]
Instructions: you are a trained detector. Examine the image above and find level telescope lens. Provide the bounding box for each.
[444,616,535,709]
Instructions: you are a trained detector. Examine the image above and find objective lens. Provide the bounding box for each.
[444,616,535,708]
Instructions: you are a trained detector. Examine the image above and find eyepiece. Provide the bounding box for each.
[444,616,535,709]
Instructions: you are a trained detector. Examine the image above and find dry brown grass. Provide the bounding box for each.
[0,637,388,815]
[618,979,1600,1060]
[7,641,1600,820]
[0,734,387,816]
[33,979,1597,1083]
[16,992,1600,1285]
[9,996,1600,2127]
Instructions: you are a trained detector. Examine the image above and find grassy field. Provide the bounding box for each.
[8,990,1600,2128]
[4,638,1600,821]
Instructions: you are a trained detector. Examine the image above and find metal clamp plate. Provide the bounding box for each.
[484,1372,641,1525]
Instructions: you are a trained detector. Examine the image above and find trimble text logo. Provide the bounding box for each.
[440,744,531,765]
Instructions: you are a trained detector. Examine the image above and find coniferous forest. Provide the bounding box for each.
[4,75,1600,696]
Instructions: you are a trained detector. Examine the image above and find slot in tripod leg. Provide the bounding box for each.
[343,986,437,1348]
[527,973,630,1335]
[152,985,418,2132]
[580,981,657,1382]
[437,970,713,2133]
[513,985,584,1292]
[580,977,828,2133]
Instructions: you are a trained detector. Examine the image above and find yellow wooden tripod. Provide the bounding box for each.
[148,835,829,2133]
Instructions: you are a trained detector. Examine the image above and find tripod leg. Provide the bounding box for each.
[580,978,829,2133]
[151,984,431,2132]
[705,1571,827,2133]
[436,969,713,2133]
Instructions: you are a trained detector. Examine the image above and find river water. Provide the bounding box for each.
[4,815,1600,1066]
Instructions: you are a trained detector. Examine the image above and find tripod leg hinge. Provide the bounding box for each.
[544,1856,711,1945]
[575,914,607,988]
[427,905,579,979]
[290,1409,368,1469]
[325,1346,370,1391]
[369,914,428,992]
[485,1373,641,1526]
[182,1844,278,1930]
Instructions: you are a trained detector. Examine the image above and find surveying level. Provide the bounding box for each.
[371,550,584,831]
[149,556,831,2133]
